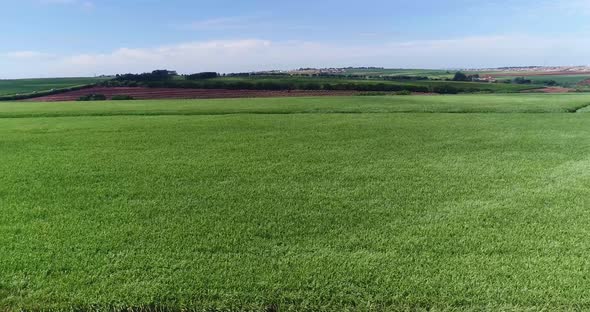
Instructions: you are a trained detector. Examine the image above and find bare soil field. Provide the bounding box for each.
[21,87,359,102]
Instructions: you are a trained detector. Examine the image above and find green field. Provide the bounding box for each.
[148,76,540,93]
[340,68,455,79]
[485,74,590,87]
[341,68,590,88]
[0,77,107,96]
[2,94,590,117]
[218,76,537,91]
[4,94,590,310]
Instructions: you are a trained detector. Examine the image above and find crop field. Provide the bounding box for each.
[340,68,455,79]
[0,77,107,96]
[3,94,590,310]
[486,74,590,87]
[183,76,540,93]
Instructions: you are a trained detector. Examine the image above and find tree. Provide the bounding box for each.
[150,70,175,81]
[513,77,532,84]
[544,80,558,86]
[453,72,468,81]
[114,70,177,82]
[186,72,219,80]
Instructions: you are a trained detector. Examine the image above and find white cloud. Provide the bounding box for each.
[2,35,590,78]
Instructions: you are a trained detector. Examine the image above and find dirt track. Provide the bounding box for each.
[22,87,359,102]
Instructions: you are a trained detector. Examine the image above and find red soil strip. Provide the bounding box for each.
[521,87,574,93]
[21,87,360,102]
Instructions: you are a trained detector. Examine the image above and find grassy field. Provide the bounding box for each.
[0,77,107,96]
[3,94,590,310]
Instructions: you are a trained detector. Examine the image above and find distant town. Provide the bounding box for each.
[254,66,590,76]
[465,66,590,74]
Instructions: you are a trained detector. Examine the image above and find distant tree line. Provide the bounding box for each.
[115,70,178,82]
[452,72,481,82]
[543,80,558,86]
[115,70,224,82]
[185,72,219,80]
[513,77,532,84]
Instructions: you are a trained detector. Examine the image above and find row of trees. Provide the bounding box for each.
[115,70,221,82]
[513,77,532,84]
[185,72,219,80]
[115,70,178,82]
[452,72,480,82]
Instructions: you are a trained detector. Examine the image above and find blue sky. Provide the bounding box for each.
[2,0,590,78]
